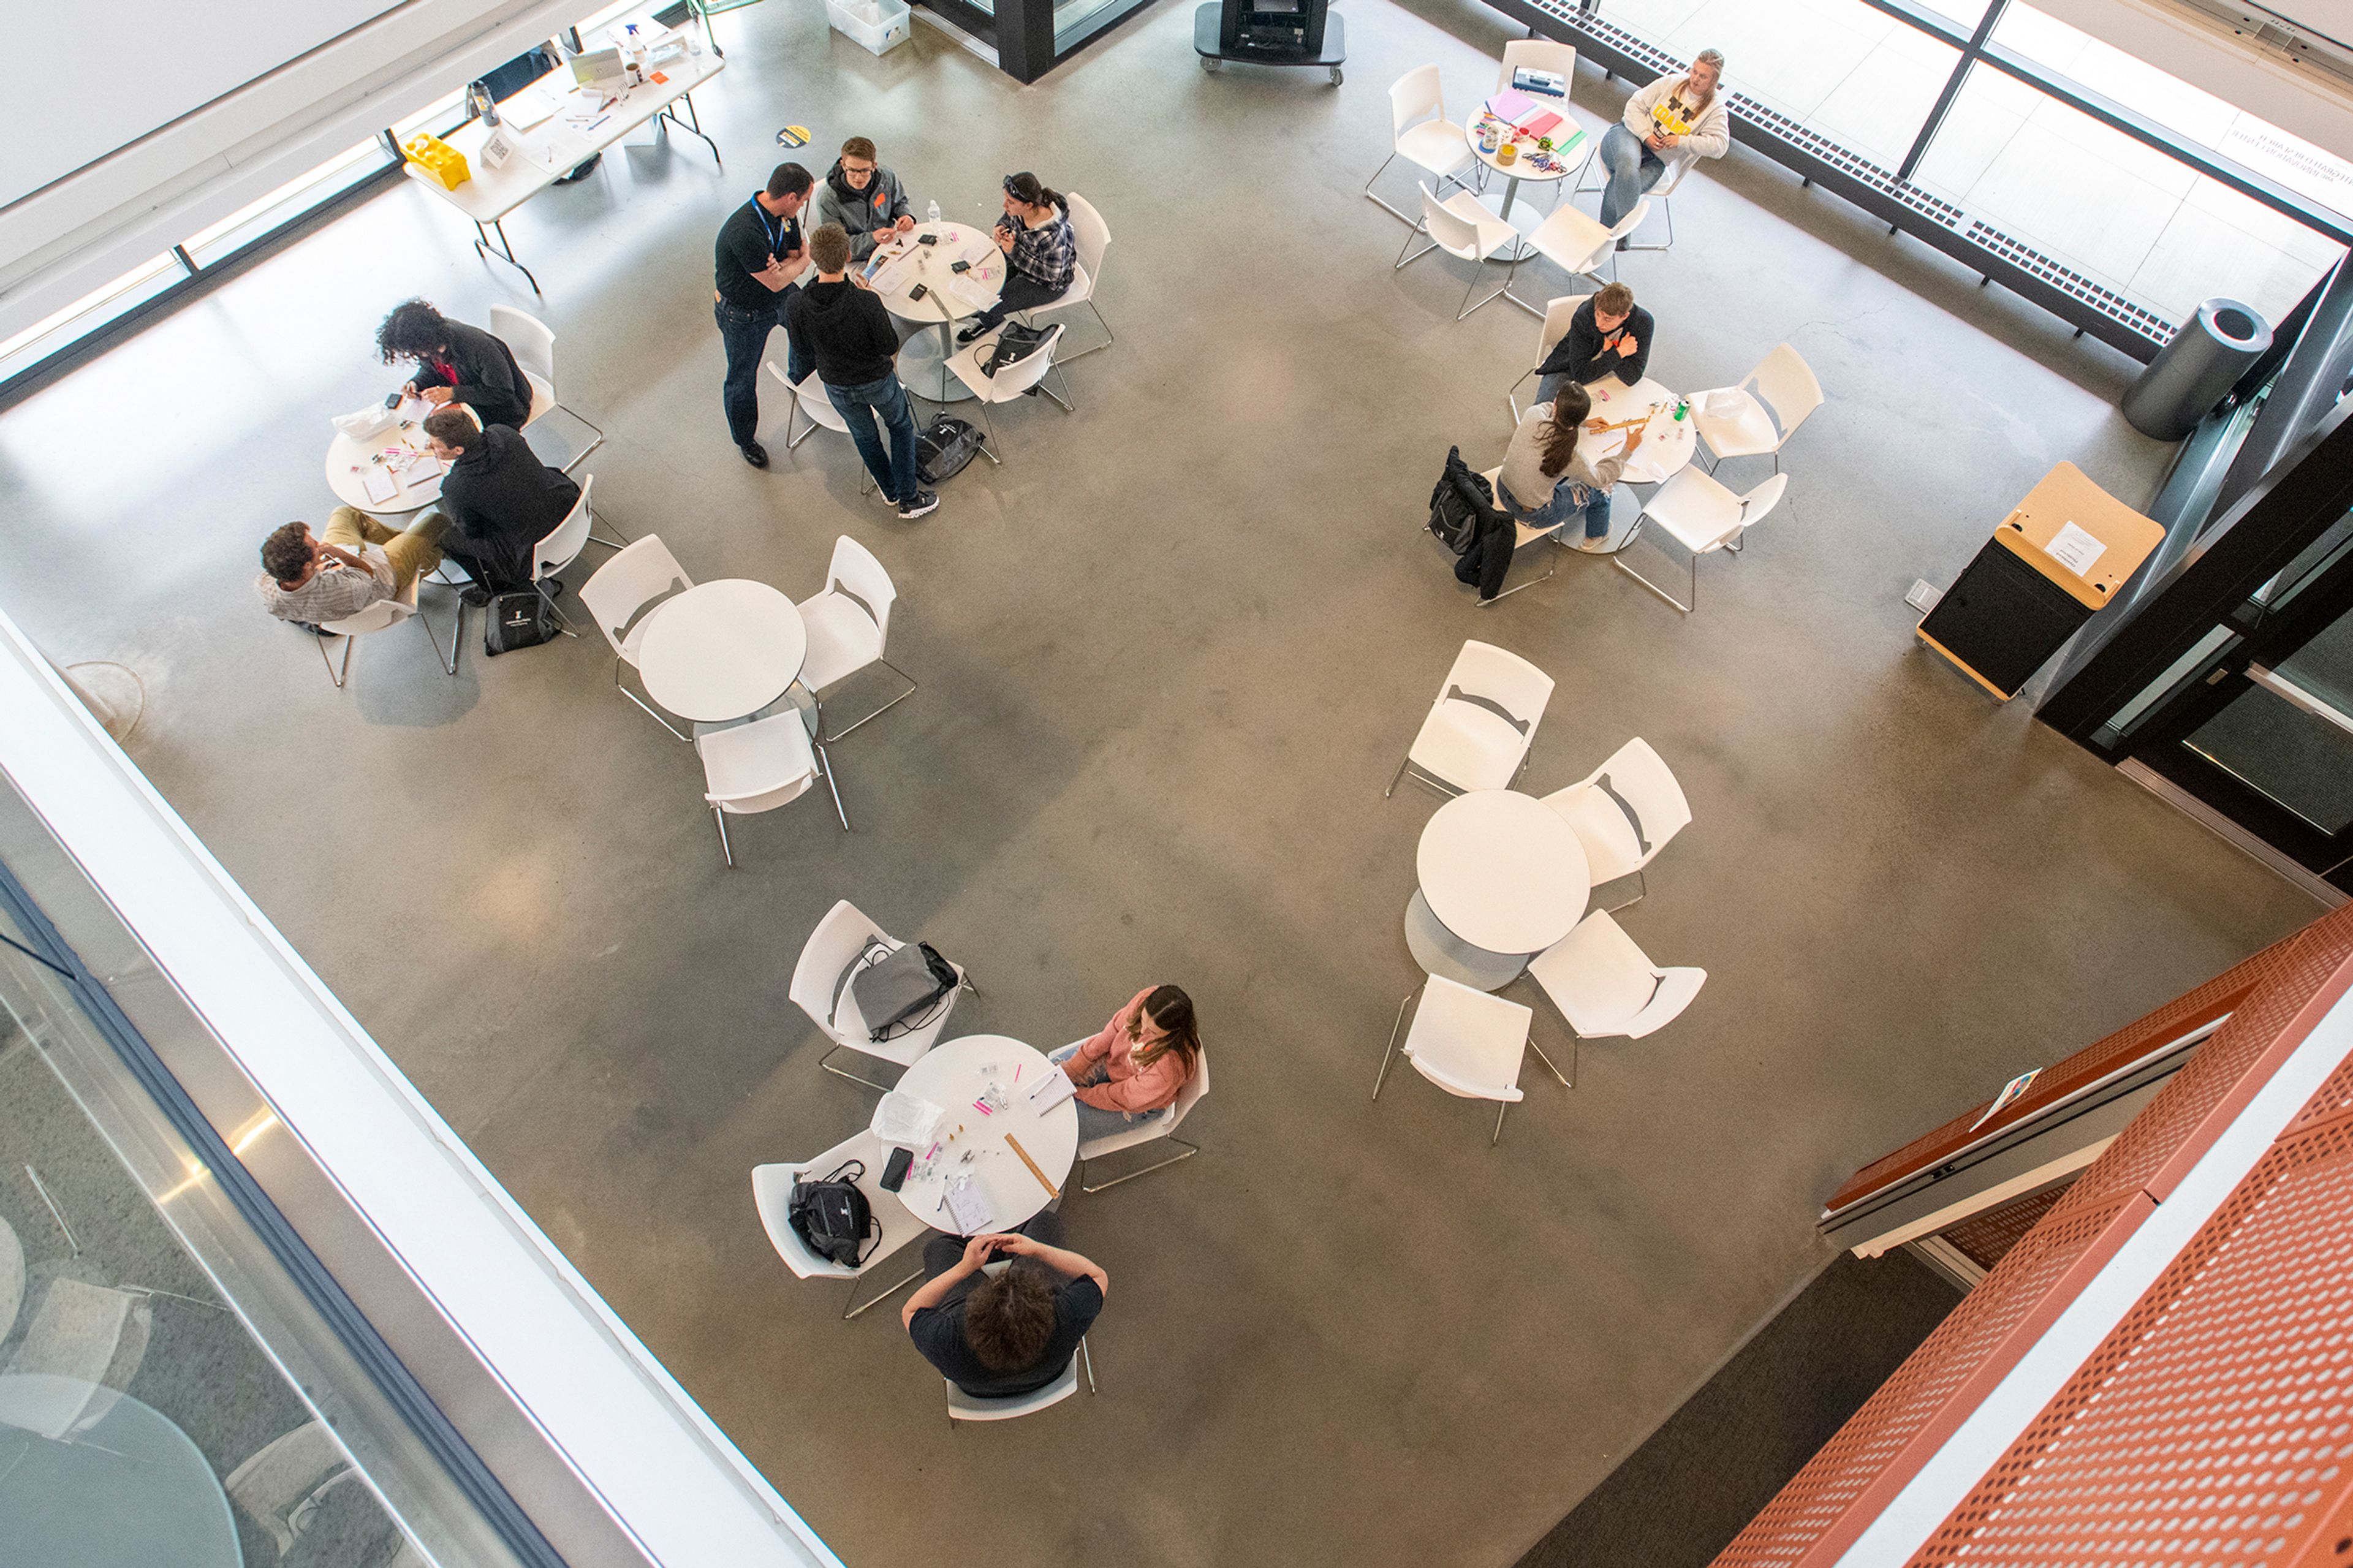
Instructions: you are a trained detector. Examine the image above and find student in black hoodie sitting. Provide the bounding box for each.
[422,410,581,597]
[785,222,938,520]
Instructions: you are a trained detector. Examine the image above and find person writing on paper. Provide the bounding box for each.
[1047,985,1201,1145]
[1597,48,1730,233]
[786,224,937,520]
[953,172,1077,344]
[374,300,534,432]
[904,1218,1107,1399]
[810,137,915,263]
[1533,282,1654,408]
[713,162,817,469]
[1498,384,1641,552]
[422,410,578,597]
[254,510,448,631]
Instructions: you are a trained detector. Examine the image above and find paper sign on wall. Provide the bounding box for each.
[2046,521,2107,578]
[1969,1067,2043,1132]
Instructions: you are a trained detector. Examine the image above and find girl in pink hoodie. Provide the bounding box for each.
[1049,986,1201,1144]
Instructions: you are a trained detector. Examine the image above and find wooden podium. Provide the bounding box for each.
[1917,463,2164,700]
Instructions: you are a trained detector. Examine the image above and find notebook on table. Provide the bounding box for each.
[1515,109,1563,140]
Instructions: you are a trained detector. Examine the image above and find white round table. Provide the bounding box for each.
[634,580,808,724]
[1409,789,1591,990]
[0,1376,241,1568]
[866,220,1007,404]
[323,411,444,515]
[1465,96,1591,259]
[1580,376,1699,485]
[892,1034,1078,1235]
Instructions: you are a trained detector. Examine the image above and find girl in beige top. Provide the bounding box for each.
[1497,383,1646,550]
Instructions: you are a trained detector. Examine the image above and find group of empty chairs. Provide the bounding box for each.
[767,191,1114,469]
[1378,640,1706,1142]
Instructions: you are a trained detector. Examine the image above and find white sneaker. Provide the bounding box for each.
[1574,534,1614,553]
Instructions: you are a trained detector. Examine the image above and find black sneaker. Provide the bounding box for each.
[741,441,770,469]
[898,490,939,520]
[955,322,990,346]
[460,584,494,607]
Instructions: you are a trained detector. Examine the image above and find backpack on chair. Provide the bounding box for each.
[979,322,1052,378]
[917,414,986,485]
[787,1161,878,1268]
[1427,445,1491,556]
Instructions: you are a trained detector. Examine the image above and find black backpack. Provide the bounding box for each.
[483,589,559,656]
[787,1161,877,1268]
[1428,445,1491,556]
[917,414,987,485]
[979,322,1052,378]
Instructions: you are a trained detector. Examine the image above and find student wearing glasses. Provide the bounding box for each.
[954,172,1077,344]
[810,136,916,262]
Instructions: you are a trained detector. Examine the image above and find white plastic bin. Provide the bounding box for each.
[827,0,911,55]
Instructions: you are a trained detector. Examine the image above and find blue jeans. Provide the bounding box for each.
[715,295,811,449]
[1047,1043,1165,1146]
[1502,477,1615,540]
[1597,124,1666,229]
[825,373,920,503]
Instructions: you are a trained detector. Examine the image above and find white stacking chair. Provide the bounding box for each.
[1374,975,1564,1145]
[1506,200,1646,316]
[797,537,916,742]
[752,1129,928,1319]
[695,710,847,862]
[1618,468,1788,613]
[1023,192,1114,360]
[1540,737,1691,910]
[1528,909,1705,1042]
[788,898,972,1091]
[1496,38,1578,96]
[1692,344,1824,474]
[488,304,603,472]
[527,473,623,636]
[1,1278,152,1439]
[762,360,876,495]
[944,324,1074,459]
[1366,65,1476,227]
[946,1328,1096,1421]
[315,571,457,688]
[580,534,695,741]
[1395,184,1519,321]
[1387,640,1555,800]
[1508,293,1591,421]
[226,1423,358,1559]
[1471,458,1564,604]
[1577,149,1696,252]
[1077,1048,1210,1193]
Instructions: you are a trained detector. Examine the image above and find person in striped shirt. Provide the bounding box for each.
[256,509,447,629]
[955,172,1077,343]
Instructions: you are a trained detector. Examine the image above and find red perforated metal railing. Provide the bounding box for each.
[1940,1183,2067,1271]
[1710,902,2353,1568]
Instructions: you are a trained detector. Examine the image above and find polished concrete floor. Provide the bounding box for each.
[0,0,2326,1563]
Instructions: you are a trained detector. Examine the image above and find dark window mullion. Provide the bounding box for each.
[1897,0,2010,185]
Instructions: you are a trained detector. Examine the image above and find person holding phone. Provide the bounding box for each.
[903,1214,1107,1398]
[953,172,1077,343]
[810,136,915,263]
[1533,282,1654,407]
[713,162,817,469]
[374,300,532,432]
[1597,48,1730,232]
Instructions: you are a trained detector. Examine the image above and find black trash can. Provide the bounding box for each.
[2122,297,2272,441]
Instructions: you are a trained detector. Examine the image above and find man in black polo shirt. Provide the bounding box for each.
[901,1216,1107,1399]
[713,162,816,469]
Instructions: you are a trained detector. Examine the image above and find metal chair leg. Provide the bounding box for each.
[1081,1336,1097,1395]
[843,1261,921,1320]
[1078,1135,1200,1194]
[1492,1099,1509,1145]
[1035,360,1075,414]
[317,632,355,689]
[1457,249,1517,321]
[531,578,582,637]
[819,659,917,743]
[413,599,458,676]
[1476,553,1556,605]
[814,739,851,831]
[617,662,692,741]
[1614,528,1699,613]
[1528,1036,1571,1089]
[713,807,733,868]
[817,1042,898,1092]
[1373,990,1415,1099]
[1051,297,1115,363]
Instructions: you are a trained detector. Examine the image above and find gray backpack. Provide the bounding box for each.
[839,940,958,1041]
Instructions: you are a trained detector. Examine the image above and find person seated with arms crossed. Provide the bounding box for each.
[786,224,938,520]
[811,137,915,263]
[1048,985,1201,1145]
[375,299,534,432]
[1533,282,1653,409]
[903,1216,1107,1399]
[955,172,1077,344]
[1597,48,1730,235]
[1498,383,1642,553]
[421,410,580,599]
[256,509,448,631]
[714,163,818,469]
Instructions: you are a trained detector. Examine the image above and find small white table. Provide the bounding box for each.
[866,221,1007,404]
[323,405,444,515]
[0,1376,241,1568]
[405,32,727,294]
[1409,789,1591,990]
[1582,376,1699,485]
[635,580,807,724]
[1465,96,1590,260]
[893,1034,1078,1235]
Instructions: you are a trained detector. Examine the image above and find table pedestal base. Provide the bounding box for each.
[1471,184,1553,262]
[1405,889,1528,991]
[898,324,974,404]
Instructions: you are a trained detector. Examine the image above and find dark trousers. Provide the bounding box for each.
[715,295,813,449]
[922,1208,1066,1289]
[966,272,1064,335]
[825,373,921,503]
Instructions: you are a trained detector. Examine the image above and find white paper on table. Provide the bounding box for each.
[1026,1069,1076,1113]
[360,466,398,504]
[941,275,995,316]
[395,450,443,481]
[870,257,913,295]
[944,1183,993,1235]
[2045,521,2107,578]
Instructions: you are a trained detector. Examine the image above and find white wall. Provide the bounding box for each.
[0,0,582,346]
[2036,0,2353,160]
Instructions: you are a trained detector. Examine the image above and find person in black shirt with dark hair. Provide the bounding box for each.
[376,299,533,432]
[713,163,816,469]
[1534,281,1655,409]
[902,1214,1106,1399]
[422,409,578,597]
[786,223,934,518]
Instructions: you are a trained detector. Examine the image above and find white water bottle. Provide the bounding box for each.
[926,199,941,224]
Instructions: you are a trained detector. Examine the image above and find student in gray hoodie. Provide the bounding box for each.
[811,137,916,262]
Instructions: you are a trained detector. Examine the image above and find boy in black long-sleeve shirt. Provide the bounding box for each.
[1533,282,1654,410]
[784,222,936,519]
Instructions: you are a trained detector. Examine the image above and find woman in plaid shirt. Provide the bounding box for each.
[957,172,1077,342]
